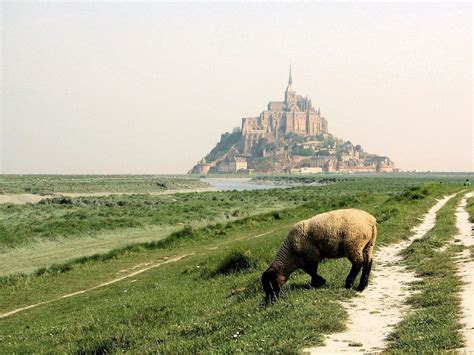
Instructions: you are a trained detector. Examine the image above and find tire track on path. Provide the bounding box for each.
[0,254,193,319]
[0,227,279,319]
[304,194,456,354]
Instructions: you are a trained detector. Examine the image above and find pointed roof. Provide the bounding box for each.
[286,65,294,93]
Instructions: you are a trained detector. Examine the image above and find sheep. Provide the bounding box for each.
[261,208,377,302]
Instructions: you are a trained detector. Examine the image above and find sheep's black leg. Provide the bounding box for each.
[303,262,326,288]
[357,259,373,292]
[345,262,362,289]
[357,242,374,292]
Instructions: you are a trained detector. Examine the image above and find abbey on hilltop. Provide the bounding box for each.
[241,66,328,154]
[190,68,396,175]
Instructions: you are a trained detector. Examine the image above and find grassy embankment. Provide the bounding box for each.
[1,177,462,249]
[0,175,209,195]
[0,182,463,353]
[0,187,323,276]
[387,190,473,352]
[0,178,433,277]
[0,189,300,248]
[0,178,458,277]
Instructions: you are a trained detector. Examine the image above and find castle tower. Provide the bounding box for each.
[285,65,297,111]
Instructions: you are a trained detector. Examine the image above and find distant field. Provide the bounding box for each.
[0,175,209,194]
[250,172,474,186]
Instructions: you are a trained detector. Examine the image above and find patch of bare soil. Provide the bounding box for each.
[0,194,51,204]
[304,194,455,354]
[453,192,474,352]
[60,187,218,197]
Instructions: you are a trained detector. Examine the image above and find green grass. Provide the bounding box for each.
[1,191,377,284]
[387,192,468,352]
[0,189,293,248]
[1,177,448,278]
[0,174,209,194]
[251,172,473,187]
[0,178,458,249]
[2,182,456,283]
[0,182,463,353]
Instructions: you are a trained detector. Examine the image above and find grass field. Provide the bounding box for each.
[0,175,209,195]
[1,176,451,276]
[1,175,471,352]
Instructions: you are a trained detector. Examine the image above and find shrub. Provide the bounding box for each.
[211,249,258,276]
[397,186,430,201]
[374,206,400,224]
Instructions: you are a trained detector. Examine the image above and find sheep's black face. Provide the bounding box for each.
[261,268,281,303]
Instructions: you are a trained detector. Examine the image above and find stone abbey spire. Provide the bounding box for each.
[285,65,297,110]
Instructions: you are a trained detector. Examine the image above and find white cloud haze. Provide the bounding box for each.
[1,2,472,173]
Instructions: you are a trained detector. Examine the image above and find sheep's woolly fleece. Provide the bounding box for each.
[271,209,376,277]
[304,194,455,354]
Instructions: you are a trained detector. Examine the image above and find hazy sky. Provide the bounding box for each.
[1,2,472,174]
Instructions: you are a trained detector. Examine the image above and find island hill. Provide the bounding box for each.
[190,69,396,175]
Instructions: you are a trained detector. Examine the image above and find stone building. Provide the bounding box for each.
[189,68,396,175]
[193,158,212,175]
[241,67,328,154]
[216,156,248,173]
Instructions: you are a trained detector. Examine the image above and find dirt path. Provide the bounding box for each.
[0,254,193,319]
[453,192,474,352]
[304,194,455,354]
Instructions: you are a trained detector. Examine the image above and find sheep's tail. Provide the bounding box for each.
[359,223,377,290]
[364,223,377,262]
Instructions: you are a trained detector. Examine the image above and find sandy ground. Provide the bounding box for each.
[453,192,474,352]
[0,254,192,319]
[0,187,218,205]
[304,194,455,354]
[0,194,47,204]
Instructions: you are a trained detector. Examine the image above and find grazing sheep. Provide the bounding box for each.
[262,208,377,302]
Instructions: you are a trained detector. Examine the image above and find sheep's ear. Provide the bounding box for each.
[263,268,278,279]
